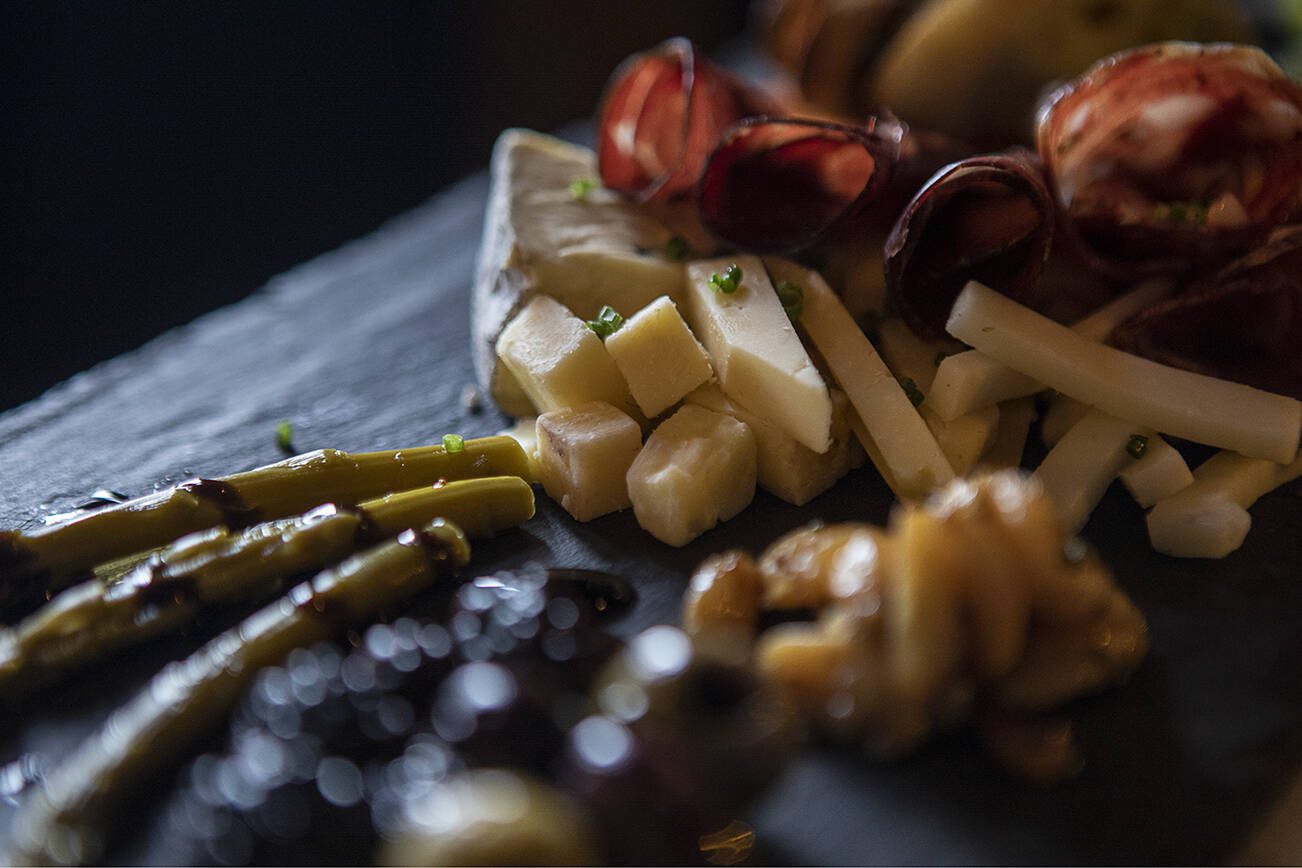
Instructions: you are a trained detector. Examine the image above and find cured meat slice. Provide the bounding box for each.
[597,38,776,203]
[697,116,904,252]
[1112,226,1302,400]
[885,149,1054,337]
[1038,42,1302,276]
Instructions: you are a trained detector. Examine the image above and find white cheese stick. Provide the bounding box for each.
[978,397,1037,470]
[683,256,833,453]
[1147,450,1302,558]
[1119,437,1194,509]
[766,258,954,499]
[929,279,1172,421]
[877,319,997,476]
[1034,410,1148,534]
[947,282,1302,464]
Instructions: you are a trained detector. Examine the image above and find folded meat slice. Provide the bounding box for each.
[597,38,777,203]
[1037,42,1302,276]
[885,149,1055,337]
[1112,226,1302,400]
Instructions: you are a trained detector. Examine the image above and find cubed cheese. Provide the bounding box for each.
[605,296,713,418]
[683,256,832,453]
[495,295,638,418]
[473,130,687,415]
[536,402,643,522]
[627,405,757,546]
[686,384,857,506]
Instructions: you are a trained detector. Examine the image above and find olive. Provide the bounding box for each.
[592,625,804,809]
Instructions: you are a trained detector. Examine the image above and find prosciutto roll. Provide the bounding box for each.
[597,38,777,203]
[1112,226,1302,400]
[1037,42,1302,276]
[885,149,1055,337]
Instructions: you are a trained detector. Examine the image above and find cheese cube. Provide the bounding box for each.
[605,296,714,418]
[683,256,832,453]
[686,384,857,506]
[536,402,643,522]
[495,295,638,418]
[627,405,757,546]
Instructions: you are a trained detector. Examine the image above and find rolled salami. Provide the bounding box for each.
[885,149,1054,337]
[1038,42,1302,276]
[1112,225,1302,400]
[597,38,777,203]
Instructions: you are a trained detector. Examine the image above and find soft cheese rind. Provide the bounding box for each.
[473,129,686,415]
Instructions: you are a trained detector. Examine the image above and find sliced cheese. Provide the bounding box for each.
[683,256,833,453]
[473,129,686,415]
[764,258,954,499]
[1119,436,1193,508]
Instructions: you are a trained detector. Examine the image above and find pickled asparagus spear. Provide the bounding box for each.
[0,477,533,696]
[6,519,471,868]
[0,435,530,612]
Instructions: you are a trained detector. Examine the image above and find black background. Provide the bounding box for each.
[2,2,749,411]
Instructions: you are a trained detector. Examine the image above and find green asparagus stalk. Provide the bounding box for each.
[0,476,533,697]
[6,518,471,867]
[0,435,530,613]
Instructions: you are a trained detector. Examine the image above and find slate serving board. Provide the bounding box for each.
[2,164,1301,865]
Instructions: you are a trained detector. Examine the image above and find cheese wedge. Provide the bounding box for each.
[473,129,687,415]
[683,256,833,453]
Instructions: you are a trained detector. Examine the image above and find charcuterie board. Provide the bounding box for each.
[2,150,1301,864]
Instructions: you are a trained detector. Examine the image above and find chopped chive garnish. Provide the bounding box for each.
[663,235,689,261]
[1153,201,1208,225]
[1126,434,1149,459]
[708,264,743,295]
[899,376,925,407]
[275,420,294,454]
[586,305,624,339]
[442,433,466,453]
[775,280,804,321]
[569,177,597,199]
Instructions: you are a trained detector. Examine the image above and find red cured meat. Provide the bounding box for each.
[1038,43,1302,276]
[1112,225,1302,400]
[884,149,1054,337]
[597,38,778,203]
[696,116,907,252]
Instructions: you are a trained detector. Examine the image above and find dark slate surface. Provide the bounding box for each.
[2,168,1301,865]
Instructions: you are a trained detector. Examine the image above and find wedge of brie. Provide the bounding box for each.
[472,129,687,415]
